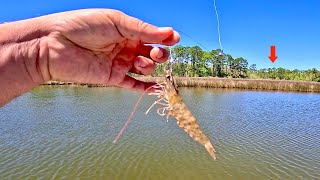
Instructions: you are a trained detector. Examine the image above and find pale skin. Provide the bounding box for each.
[0,9,180,106]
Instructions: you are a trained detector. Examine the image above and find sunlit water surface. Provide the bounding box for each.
[1,86,320,179]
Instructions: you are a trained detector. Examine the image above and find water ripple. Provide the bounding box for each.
[1,87,319,179]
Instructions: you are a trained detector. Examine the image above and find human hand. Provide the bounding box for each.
[40,9,180,91]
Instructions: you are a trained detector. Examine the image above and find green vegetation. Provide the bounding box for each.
[152,45,320,82]
[44,45,320,92]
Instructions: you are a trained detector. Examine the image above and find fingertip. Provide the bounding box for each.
[161,30,180,45]
[156,48,164,59]
[150,47,168,63]
[133,56,156,75]
[157,27,174,34]
[174,30,181,43]
[142,26,179,45]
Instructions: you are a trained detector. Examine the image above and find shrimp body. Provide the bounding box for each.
[114,72,216,160]
[163,73,216,160]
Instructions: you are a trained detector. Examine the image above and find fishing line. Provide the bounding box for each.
[213,0,223,52]
[171,0,225,55]
[175,29,210,52]
[169,47,173,73]
[166,0,227,72]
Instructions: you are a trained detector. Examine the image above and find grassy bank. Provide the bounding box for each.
[44,77,320,93]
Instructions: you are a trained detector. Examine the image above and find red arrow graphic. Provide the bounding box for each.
[269,45,277,63]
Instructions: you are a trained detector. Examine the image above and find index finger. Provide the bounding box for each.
[108,10,180,45]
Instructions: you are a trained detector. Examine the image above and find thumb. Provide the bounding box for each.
[109,10,180,45]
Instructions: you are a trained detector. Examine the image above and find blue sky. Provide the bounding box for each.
[1,0,319,70]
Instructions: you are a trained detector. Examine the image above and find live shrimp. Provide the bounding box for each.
[145,70,217,160]
[113,72,216,160]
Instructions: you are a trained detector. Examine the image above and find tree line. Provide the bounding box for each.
[151,45,320,82]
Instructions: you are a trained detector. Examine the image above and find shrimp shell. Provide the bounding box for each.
[148,71,216,160]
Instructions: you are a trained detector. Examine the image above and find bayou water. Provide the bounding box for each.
[1,86,319,179]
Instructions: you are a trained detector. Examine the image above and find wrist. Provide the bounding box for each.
[0,17,51,106]
[0,17,52,82]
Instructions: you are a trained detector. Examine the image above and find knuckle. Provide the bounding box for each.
[137,21,151,36]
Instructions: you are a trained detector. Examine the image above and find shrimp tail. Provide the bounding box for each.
[170,103,217,160]
[205,141,216,160]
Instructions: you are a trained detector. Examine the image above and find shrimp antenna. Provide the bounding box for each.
[113,86,154,143]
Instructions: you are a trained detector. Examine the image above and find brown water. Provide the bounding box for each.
[1,86,319,179]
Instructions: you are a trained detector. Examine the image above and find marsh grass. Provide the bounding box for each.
[44,77,320,93]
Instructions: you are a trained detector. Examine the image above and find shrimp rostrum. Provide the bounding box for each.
[146,71,217,160]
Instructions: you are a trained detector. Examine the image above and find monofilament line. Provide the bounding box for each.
[169,47,173,74]
[213,0,223,51]
[175,29,210,51]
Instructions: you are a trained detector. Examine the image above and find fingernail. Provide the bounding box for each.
[157,48,163,58]
[139,60,148,68]
[158,27,173,33]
